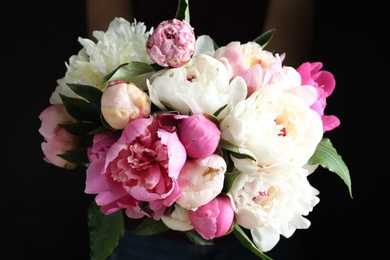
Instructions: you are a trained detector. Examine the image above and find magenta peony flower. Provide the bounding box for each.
[146,19,195,67]
[39,104,81,168]
[85,116,187,219]
[178,114,221,158]
[188,196,234,240]
[297,62,340,132]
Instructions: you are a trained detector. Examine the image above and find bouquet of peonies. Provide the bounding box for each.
[38,1,351,259]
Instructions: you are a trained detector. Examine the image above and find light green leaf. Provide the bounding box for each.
[219,139,256,161]
[129,217,169,237]
[186,231,214,246]
[223,171,242,193]
[308,138,352,198]
[253,29,275,49]
[175,0,190,23]
[88,200,124,260]
[98,62,155,85]
[233,224,272,260]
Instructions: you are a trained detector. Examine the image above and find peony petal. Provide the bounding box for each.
[251,226,280,252]
[85,158,110,193]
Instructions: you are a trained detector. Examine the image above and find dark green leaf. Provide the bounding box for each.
[88,125,110,135]
[67,84,102,106]
[175,0,190,23]
[59,122,101,138]
[213,104,227,118]
[186,231,214,246]
[57,150,89,165]
[88,200,124,260]
[212,38,219,51]
[253,29,275,49]
[223,171,242,193]
[129,217,169,236]
[233,224,272,260]
[219,139,256,161]
[308,138,352,198]
[98,62,155,85]
[60,94,101,123]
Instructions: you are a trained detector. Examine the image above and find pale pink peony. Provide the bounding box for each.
[214,41,284,96]
[85,116,187,219]
[297,62,340,132]
[39,104,81,168]
[188,196,234,240]
[178,114,220,158]
[101,81,151,130]
[146,19,195,67]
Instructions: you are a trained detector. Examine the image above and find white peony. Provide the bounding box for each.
[227,168,319,252]
[160,204,194,232]
[221,85,323,173]
[147,54,247,119]
[50,18,153,104]
[176,154,226,211]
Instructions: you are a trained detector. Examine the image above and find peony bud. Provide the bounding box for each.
[101,82,151,130]
[146,19,195,67]
[188,196,234,240]
[178,114,220,158]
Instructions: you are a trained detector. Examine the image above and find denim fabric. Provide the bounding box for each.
[107,232,261,260]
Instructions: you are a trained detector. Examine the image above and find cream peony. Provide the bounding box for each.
[176,154,226,211]
[50,18,153,104]
[160,204,193,231]
[147,54,247,119]
[221,86,323,173]
[227,168,319,252]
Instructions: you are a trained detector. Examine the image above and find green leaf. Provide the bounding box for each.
[57,151,89,165]
[129,217,169,236]
[213,104,227,118]
[233,224,272,260]
[88,200,124,260]
[308,138,352,198]
[253,29,275,49]
[223,171,242,193]
[60,94,101,123]
[59,122,101,138]
[175,0,190,23]
[219,139,256,161]
[97,63,128,85]
[98,62,155,85]
[186,231,214,246]
[67,84,102,106]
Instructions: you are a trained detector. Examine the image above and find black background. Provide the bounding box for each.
[1,0,388,259]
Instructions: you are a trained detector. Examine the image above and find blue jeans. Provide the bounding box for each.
[107,232,262,260]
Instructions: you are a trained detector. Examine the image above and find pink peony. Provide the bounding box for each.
[85,116,187,219]
[297,62,340,132]
[178,114,220,158]
[38,104,80,168]
[101,81,151,130]
[146,19,195,68]
[188,196,234,240]
[214,41,284,97]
